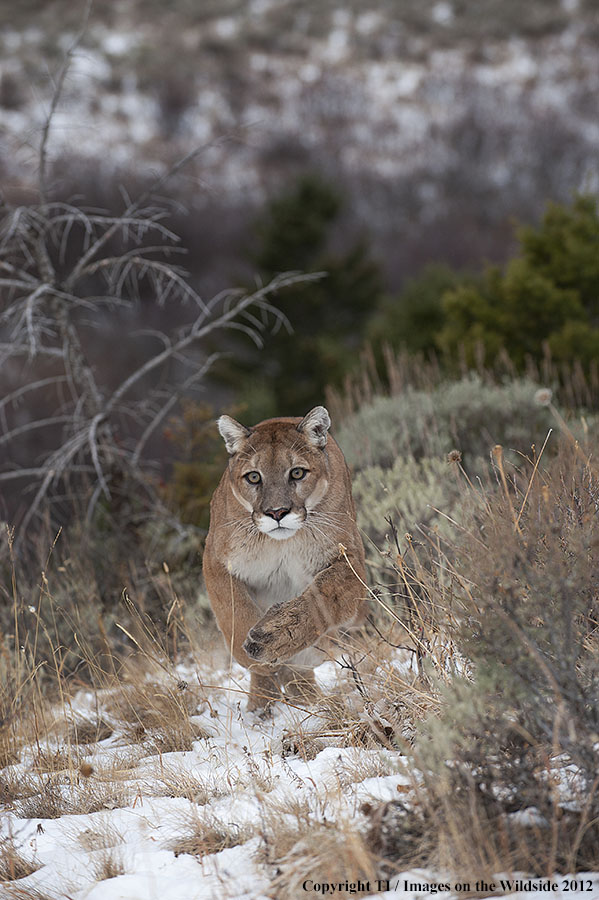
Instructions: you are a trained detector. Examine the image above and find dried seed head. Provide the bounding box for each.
[534,387,553,407]
[447,449,462,464]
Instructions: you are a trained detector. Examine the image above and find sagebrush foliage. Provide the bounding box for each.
[335,371,599,876]
[352,455,467,568]
[336,374,556,471]
[406,446,599,874]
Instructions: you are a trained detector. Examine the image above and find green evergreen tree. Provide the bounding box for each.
[367,264,463,357]
[227,175,385,417]
[519,195,599,318]
[437,195,599,368]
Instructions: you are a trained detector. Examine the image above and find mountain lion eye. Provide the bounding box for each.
[290,467,307,480]
[245,471,262,484]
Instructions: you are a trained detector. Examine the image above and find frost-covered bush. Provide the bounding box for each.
[337,375,555,470]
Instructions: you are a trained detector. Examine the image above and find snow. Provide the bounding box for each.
[101,31,139,57]
[212,18,239,41]
[431,3,454,26]
[323,27,350,64]
[1,654,598,899]
[0,658,400,899]
[355,12,384,36]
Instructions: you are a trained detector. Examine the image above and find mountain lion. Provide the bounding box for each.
[203,406,367,710]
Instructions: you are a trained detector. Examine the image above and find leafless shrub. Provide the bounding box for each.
[0,35,320,557]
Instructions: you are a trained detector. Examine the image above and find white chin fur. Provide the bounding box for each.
[264,527,297,540]
[257,513,303,540]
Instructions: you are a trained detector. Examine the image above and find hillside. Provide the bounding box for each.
[2,0,599,281]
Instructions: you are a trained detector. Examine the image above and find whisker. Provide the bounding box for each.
[303,521,336,544]
[308,513,345,525]
[307,512,348,528]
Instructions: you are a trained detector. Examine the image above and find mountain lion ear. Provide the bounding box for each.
[217,415,251,455]
[297,406,331,449]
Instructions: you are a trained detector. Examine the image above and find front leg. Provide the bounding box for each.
[203,553,277,675]
[248,670,283,712]
[243,555,365,665]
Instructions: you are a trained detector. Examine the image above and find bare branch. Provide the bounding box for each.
[87,413,111,500]
[0,45,327,551]
[16,468,57,536]
[105,271,319,414]
[0,468,58,483]
[130,352,221,467]
[0,416,73,448]
[0,376,68,412]
[38,0,93,202]
[63,143,226,291]
[0,343,64,359]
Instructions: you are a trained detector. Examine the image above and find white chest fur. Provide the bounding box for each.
[227,533,328,613]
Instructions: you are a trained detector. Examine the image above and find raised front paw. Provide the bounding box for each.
[243,607,297,666]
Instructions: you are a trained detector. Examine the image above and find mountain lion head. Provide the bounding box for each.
[217,406,331,541]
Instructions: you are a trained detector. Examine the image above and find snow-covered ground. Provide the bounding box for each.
[2,654,599,900]
[0,657,403,898]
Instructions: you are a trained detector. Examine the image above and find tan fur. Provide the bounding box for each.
[203,406,367,710]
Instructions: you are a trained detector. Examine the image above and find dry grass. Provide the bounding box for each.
[362,799,433,875]
[327,342,599,421]
[0,889,57,900]
[171,814,254,858]
[357,428,599,879]
[0,836,40,882]
[259,801,377,900]
[16,779,130,820]
[69,718,113,745]
[145,765,224,804]
[0,728,20,770]
[77,823,124,852]
[94,851,125,882]
[32,747,81,775]
[0,769,43,806]
[0,568,214,827]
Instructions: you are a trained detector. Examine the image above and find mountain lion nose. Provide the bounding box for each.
[264,507,290,522]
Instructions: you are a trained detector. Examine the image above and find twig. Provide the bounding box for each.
[38,0,93,202]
